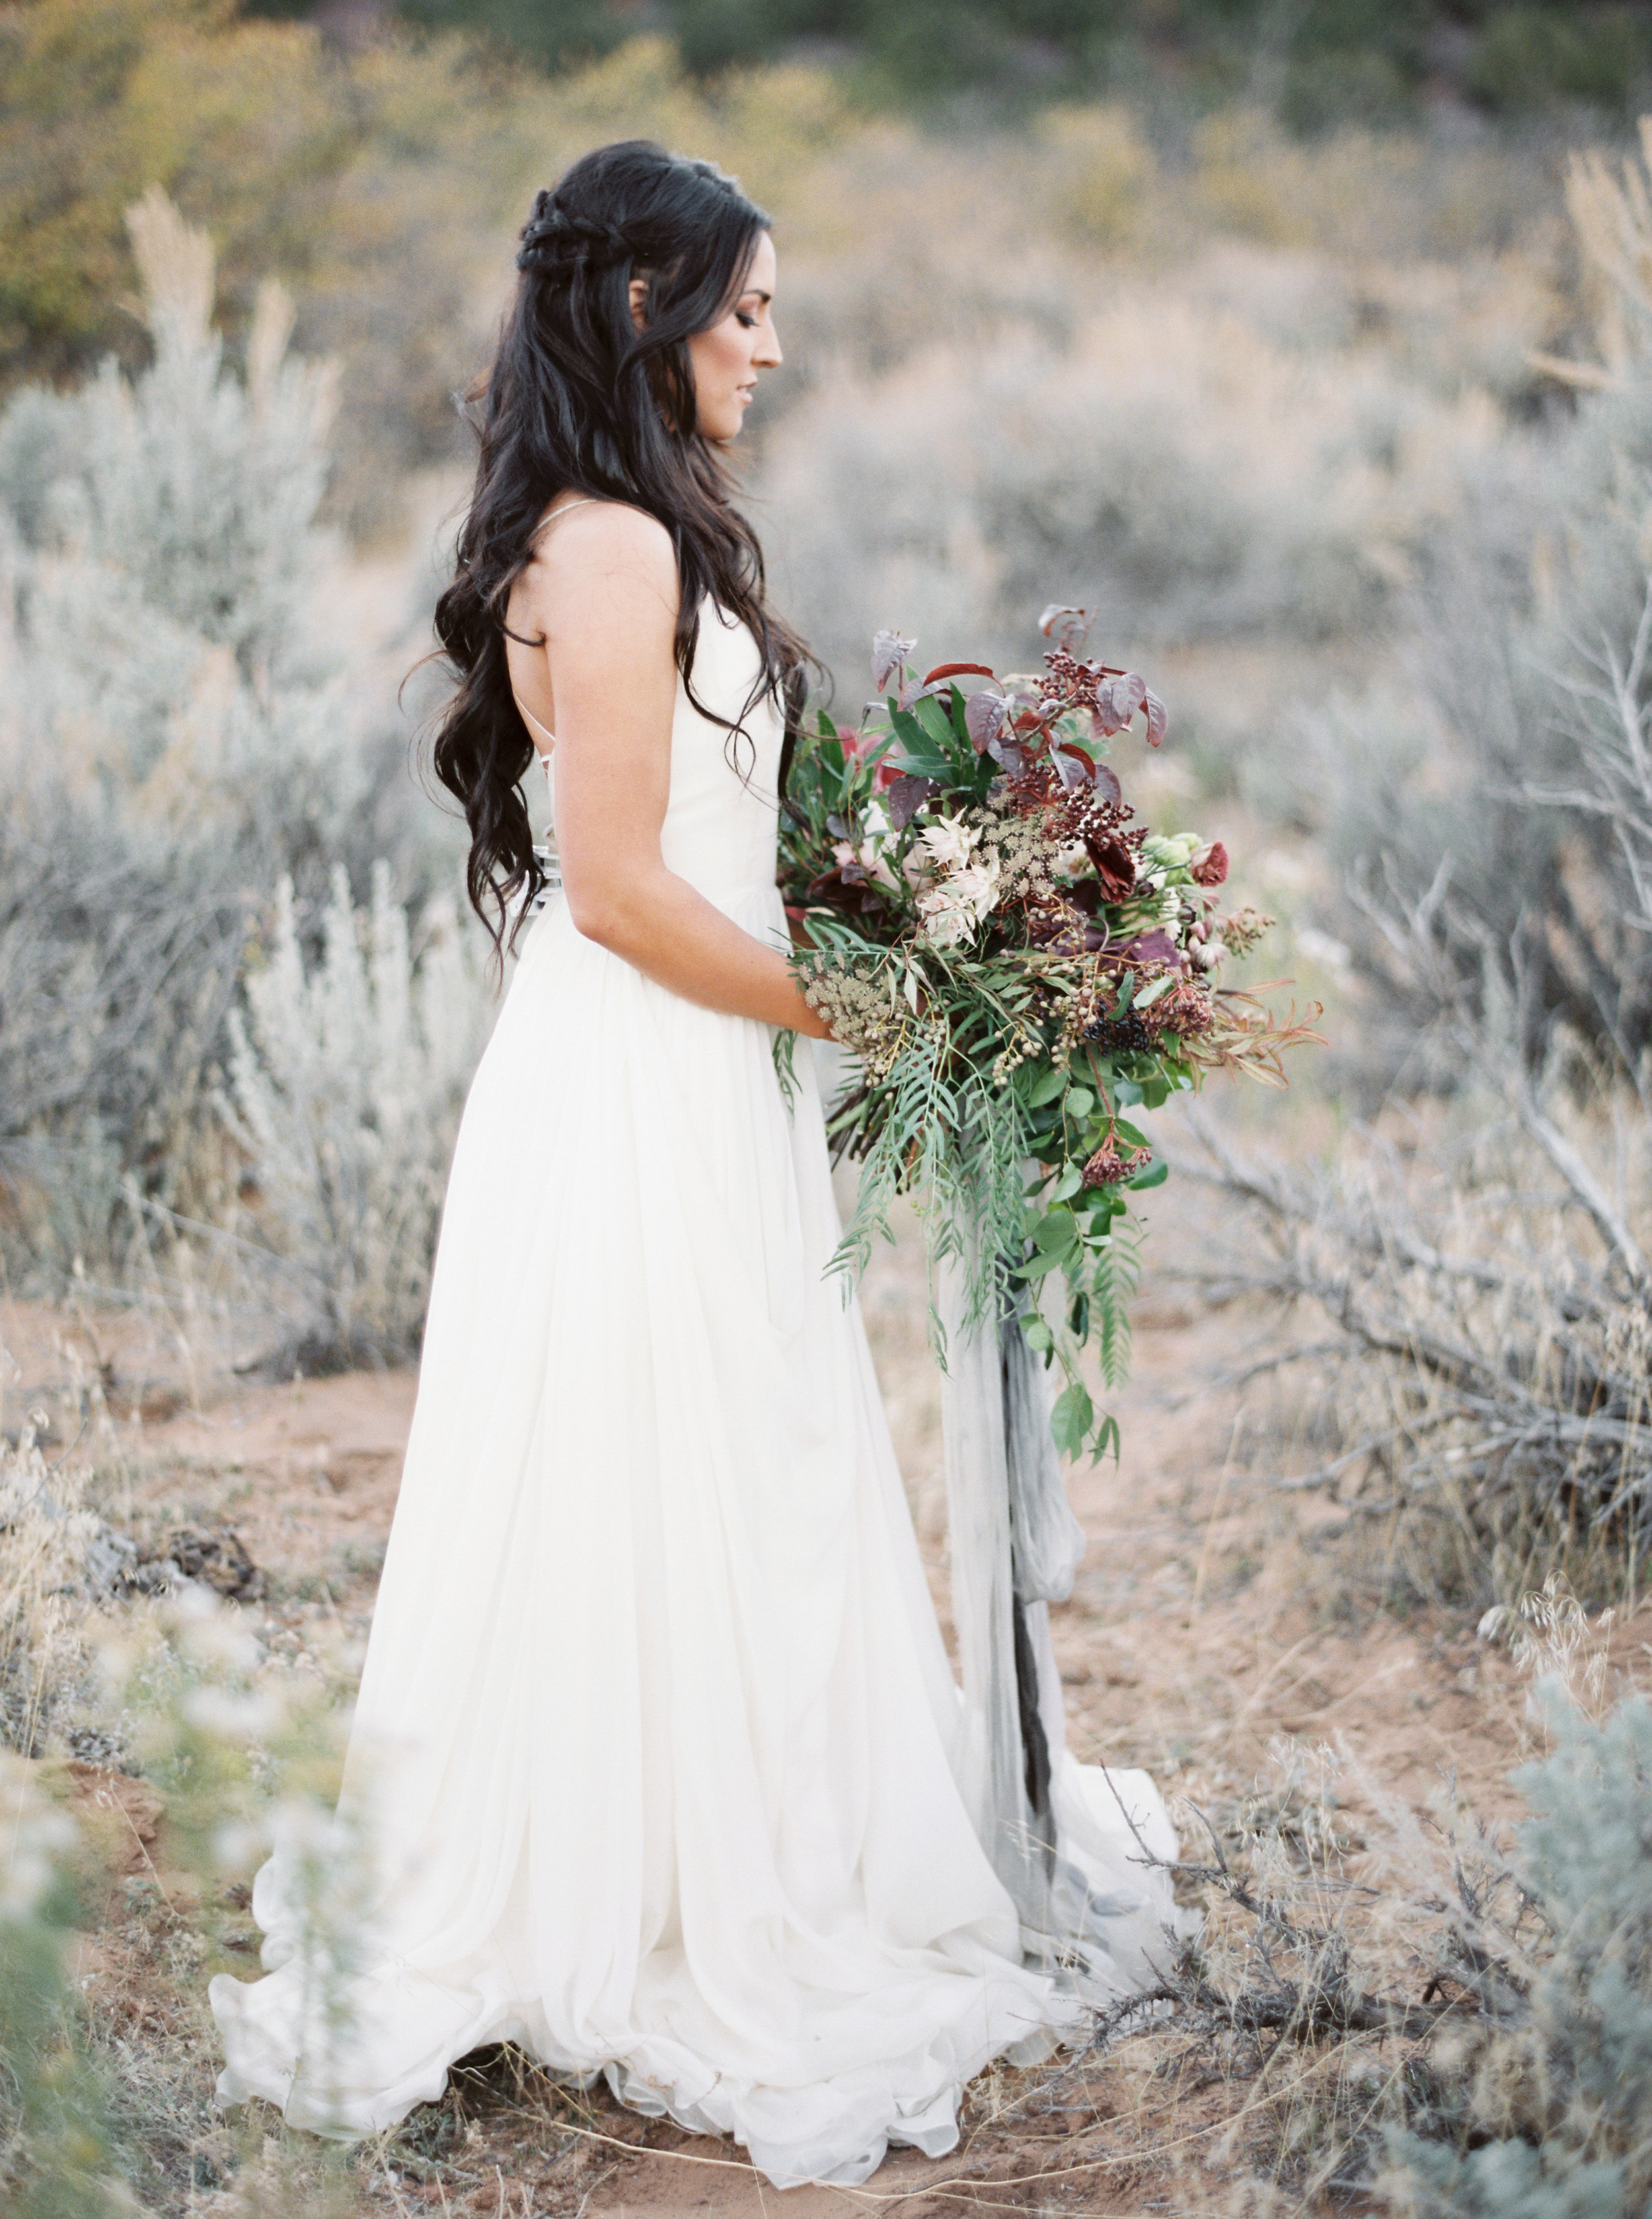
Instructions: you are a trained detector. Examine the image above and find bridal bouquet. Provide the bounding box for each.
[778,608,1319,1460]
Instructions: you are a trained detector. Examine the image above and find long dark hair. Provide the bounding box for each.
[429,139,811,956]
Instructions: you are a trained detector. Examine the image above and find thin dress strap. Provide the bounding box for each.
[514,696,556,753]
[531,495,605,540]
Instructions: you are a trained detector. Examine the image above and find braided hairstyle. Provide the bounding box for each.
[430,139,813,958]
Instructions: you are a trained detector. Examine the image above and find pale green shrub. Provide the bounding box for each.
[0,1754,123,2219]
[223,863,495,1369]
[1309,125,1652,1096]
[1379,1685,1652,2218]
[759,286,1495,688]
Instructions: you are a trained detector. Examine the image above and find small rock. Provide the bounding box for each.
[124,1525,266,1602]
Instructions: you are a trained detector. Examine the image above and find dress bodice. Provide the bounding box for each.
[535,598,783,913]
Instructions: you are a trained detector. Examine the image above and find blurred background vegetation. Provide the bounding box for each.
[5,0,1652,1361]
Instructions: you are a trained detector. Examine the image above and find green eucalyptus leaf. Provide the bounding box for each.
[1051,1381,1094,1460]
[1125,1158,1168,1190]
[1033,1209,1078,1255]
[1012,1250,1064,1283]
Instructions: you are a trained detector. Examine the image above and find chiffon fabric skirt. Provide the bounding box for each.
[213,874,1166,2186]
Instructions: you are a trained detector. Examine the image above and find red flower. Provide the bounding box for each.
[1191,841,1228,887]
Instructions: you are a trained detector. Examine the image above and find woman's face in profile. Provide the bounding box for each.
[687,231,781,443]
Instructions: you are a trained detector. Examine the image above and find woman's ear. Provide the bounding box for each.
[628,276,649,336]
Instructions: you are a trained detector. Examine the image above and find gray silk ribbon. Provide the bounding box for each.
[936,1245,1148,1965]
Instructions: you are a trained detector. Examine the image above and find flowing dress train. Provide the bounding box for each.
[209,600,1178,2189]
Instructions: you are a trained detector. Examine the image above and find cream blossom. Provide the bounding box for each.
[917,857,1000,948]
[918,814,979,873]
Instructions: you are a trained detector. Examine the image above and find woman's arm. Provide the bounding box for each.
[511,503,831,1039]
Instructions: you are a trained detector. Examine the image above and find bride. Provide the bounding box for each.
[211,137,1176,2191]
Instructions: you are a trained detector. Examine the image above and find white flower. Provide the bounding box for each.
[917,857,1000,948]
[953,860,1001,917]
[919,814,979,873]
[919,893,971,949]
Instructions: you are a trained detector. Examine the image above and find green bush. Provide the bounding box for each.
[1467,7,1652,120]
[0,1760,120,2219]
[1380,1689,1652,2217]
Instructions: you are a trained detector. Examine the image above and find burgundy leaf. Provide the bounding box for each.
[884,773,940,831]
[1087,673,1139,738]
[1142,687,1168,748]
[1086,835,1137,901]
[965,692,1009,752]
[871,628,917,693]
[1055,745,1092,788]
[922,661,995,685]
[1092,763,1123,804]
[1123,928,1180,969]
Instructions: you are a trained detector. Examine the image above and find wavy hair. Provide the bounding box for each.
[428,139,811,958]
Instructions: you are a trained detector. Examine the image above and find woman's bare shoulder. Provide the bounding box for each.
[530,498,674,572]
[521,500,677,638]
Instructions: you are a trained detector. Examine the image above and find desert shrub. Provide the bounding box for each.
[0,1757,122,2219]
[759,285,1491,688]
[0,190,407,1283]
[1170,1096,1652,1612]
[223,864,495,1370]
[0,1568,371,2213]
[1310,124,1652,1097]
[1037,1622,1652,2210]
[0,0,521,533]
[1378,1678,1652,2217]
[0,1421,129,1762]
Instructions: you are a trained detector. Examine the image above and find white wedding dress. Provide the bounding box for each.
[210,600,1176,2188]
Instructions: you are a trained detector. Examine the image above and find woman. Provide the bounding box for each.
[211,139,1174,2190]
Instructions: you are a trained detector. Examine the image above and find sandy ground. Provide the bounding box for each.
[4,1170,1634,2216]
